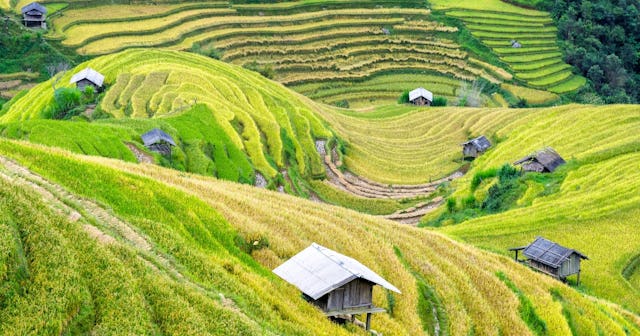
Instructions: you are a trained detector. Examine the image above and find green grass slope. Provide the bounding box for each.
[0,49,330,184]
[1,139,639,335]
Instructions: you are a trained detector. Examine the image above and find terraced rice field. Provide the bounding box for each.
[429,0,586,93]
[0,72,38,100]
[2,139,640,335]
[1,50,331,180]
[35,0,509,106]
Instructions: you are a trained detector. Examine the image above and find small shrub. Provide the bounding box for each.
[462,195,476,208]
[398,90,410,104]
[431,96,448,106]
[446,197,456,213]
[243,61,275,79]
[334,99,349,108]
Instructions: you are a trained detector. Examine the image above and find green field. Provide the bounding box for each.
[1,139,639,335]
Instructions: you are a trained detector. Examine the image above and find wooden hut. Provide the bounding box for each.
[69,68,105,92]
[461,135,491,158]
[409,87,433,106]
[509,237,588,284]
[21,2,47,29]
[273,243,401,331]
[514,147,565,173]
[141,128,176,155]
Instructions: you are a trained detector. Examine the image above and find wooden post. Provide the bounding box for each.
[577,270,580,286]
[365,313,372,331]
[514,250,519,261]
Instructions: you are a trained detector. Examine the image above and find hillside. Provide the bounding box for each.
[0,49,330,187]
[1,139,640,335]
[3,0,585,107]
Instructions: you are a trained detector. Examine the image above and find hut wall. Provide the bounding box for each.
[528,260,559,277]
[522,161,545,173]
[324,279,374,312]
[463,145,478,158]
[558,253,581,278]
[147,143,172,156]
[76,79,98,92]
[411,97,432,106]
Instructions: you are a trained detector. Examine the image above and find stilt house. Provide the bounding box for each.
[273,243,401,331]
[21,2,47,29]
[509,237,588,284]
[69,68,105,92]
[514,147,565,173]
[409,87,433,106]
[141,128,176,155]
[461,135,491,158]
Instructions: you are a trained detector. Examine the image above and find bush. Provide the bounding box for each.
[446,197,456,213]
[243,61,275,79]
[50,87,82,119]
[190,42,222,60]
[431,96,448,106]
[398,90,410,104]
[334,99,349,108]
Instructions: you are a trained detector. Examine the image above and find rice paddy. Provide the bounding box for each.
[1,138,639,335]
[429,0,586,93]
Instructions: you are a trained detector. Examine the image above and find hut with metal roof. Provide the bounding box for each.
[273,243,400,331]
[22,2,47,29]
[461,135,492,159]
[141,128,176,156]
[509,236,588,284]
[69,68,105,92]
[514,147,565,173]
[409,87,433,106]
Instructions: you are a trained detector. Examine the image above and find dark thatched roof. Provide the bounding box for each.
[21,2,47,14]
[141,128,176,147]
[514,147,565,172]
[522,237,588,268]
[461,135,491,151]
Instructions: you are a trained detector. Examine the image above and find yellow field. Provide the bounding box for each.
[1,139,639,334]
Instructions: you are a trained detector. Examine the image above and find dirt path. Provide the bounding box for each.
[126,143,154,164]
[315,140,463,224]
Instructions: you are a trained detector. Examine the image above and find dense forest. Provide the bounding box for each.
[512,0,640,103]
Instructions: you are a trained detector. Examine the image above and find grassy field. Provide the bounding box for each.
[1,139,639,335]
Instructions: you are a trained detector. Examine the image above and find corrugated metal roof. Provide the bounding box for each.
[462,135,491,151]
[409,87,433,102]
[523,237,588,268]
[514,147,565,172]
[69,67,105,87]
[273,243,401,300]
[141,128,177,147]
[22,2,47,14]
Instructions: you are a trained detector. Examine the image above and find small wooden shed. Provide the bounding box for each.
[69,68,105,92]
[514,147,565,173]
[21,2,47,29]
[273,243,401,331]
[461,135,492,158]
[409,87,433,106]
[141,128,176,155]
[510,237,588,284]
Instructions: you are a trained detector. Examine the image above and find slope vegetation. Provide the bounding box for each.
[20,0,513,107]
[429,0,585,93]
[0,49,330,183]
[1,139,639,335]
